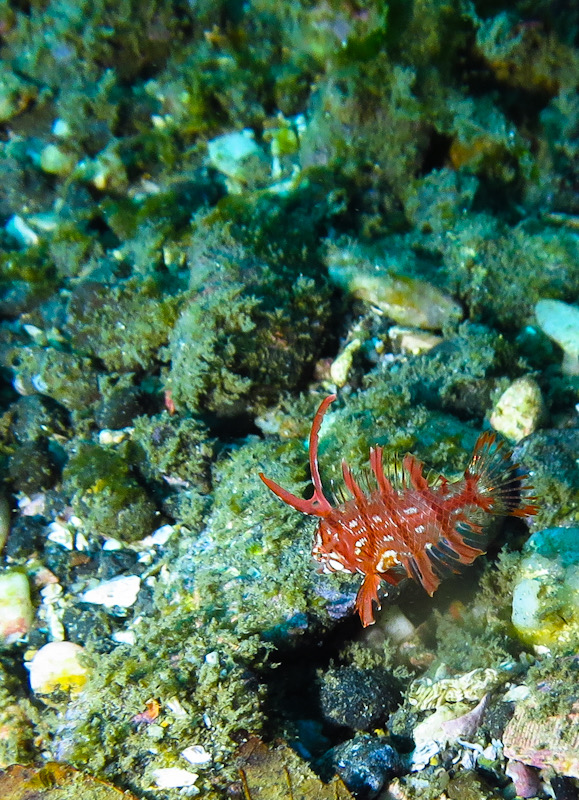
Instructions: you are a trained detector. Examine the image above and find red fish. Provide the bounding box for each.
[260,395,538,627]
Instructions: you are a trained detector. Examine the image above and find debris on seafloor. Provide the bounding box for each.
[503,696,579,778]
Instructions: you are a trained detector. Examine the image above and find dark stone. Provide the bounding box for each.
[95,386,147,430]
[318,733,402,798]
[320,665,402,730]
[4,515,45,560]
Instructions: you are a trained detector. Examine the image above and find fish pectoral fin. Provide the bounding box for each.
[355,573,382,627]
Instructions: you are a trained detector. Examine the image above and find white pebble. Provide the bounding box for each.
[152,767,199,789]
[489,376,544,442]
[181,745,212,766]
[27,641,87,695]
[80,575,141,608]
[536,298,579,374]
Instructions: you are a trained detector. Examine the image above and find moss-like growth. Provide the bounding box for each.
[166,224,331,415]
[133,411,214,493]
[58,606,265,799]
[62,442,157,542]
[2,345,100,413]
[0,662,38,768]
[67,276,182,372]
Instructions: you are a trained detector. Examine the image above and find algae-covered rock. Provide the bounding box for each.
[62,443,157,543]
[133,412,213,492]
[166,227,331,415]
[3,345,100,412]
[67,277,181,373]
[326,239,462,331]
[511,527,579,649]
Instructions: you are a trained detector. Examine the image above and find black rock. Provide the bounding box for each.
[318,733,403,798]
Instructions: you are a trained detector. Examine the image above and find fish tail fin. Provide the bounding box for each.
[466,431,538,518]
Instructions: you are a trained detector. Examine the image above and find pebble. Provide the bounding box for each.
[27,641,87,695]
[207,129,268,192]
[181,745,212,766]
[489,376,544,441]
[319,734,401,796]
[39,143,76,175]
[535,298,579,375]
[326,241,462,331]
[80,575,141,609]
[0,570,34,645]
[152,767,199,789]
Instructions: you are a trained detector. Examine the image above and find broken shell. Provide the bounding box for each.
[80,575,141,609]
[152,767,199,789]
[503,698,579,778]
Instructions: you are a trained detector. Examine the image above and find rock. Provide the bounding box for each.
[489,376,544,442]
[511,527,579,648]
[319,734,402,797]
[326,241,462,331]
[535,299,579,375]
[320,666,401,730]
[27,641,88,696]
[0,570,34,645]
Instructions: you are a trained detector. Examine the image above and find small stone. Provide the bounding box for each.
[489,376,544,442]
[152,767,199,789]
[330,339,362,387]
[0,571,34,645]
[181,745,212,766]
[5,215,39,247]
[388,326,442,355]
[80,575,141,609]
[320,734,401,796]
[39,144,76,175]
[207,129,269,192]
[326,241,463,331]
[535,299,579,375]
[27,641,87,695]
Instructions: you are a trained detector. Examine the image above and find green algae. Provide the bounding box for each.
[56,604,266,799]
[62,443,157,543]
[165,221,331,416]
[66,276,181,373]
